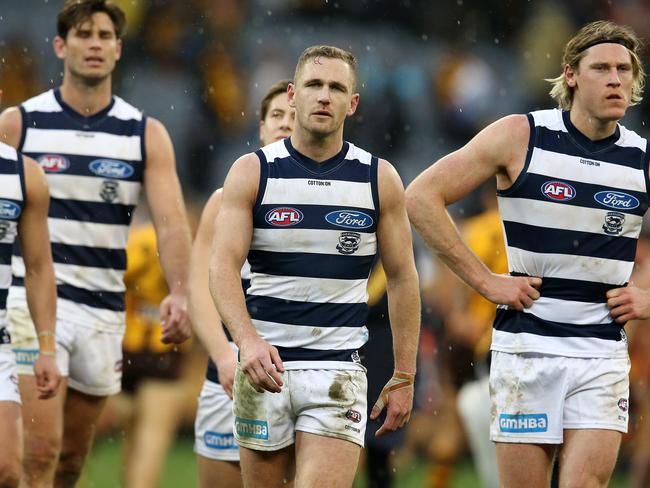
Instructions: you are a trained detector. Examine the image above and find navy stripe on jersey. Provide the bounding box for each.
[0,289,7,309]
[265,155,372,183]
[24,111,144,139]
[284,140,353,175]
[206,359,219,383]
[49,243,126,270]
[12,277,125,311]
[21,154,144,179]
[255,204,377,232]
[503,221,637,261]
[274,345,360,363]
[0,244,11,265]
[511,273,619,303]
[248,250,375,280]
[247,295,368,328]
[494,308,622,341]
[50,199,135,226]
[501,173,648,216]
[535,126,644,169]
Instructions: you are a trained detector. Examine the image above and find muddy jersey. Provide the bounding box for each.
[247,138,379,370]
[9,88,146,331]
[494,109,650,358]
[0,143,25,341]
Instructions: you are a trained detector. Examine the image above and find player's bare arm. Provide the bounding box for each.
[370,159,421,437]
[0,106,23,148]
[406,114,541,311]
[19,156,61,399]
[209,154,285,394]
[144,117,192,344]
[189,188,237,398]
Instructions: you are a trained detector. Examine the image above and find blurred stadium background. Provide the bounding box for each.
[2,1,650,486]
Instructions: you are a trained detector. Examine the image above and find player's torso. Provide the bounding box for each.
[494,108,649,358]
[10,89,146,329]
[246,138,379,369]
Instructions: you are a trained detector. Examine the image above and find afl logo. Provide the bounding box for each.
[0,200,21,220]
[325,210,374,229]
[594,191,640,210]
[89,159,134,179]
[541,181,576,202]
[37,154,70,173]
[265,207,303,227]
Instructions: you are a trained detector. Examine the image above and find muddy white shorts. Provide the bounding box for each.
[194,379,239,461]
[0,345,20,404]
[233,367,367,451]
[490,351,630,444]
[8,306,123,396]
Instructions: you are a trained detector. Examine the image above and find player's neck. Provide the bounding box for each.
[59,76,113,117]
[290,126,344,163]
[568,107,618,141]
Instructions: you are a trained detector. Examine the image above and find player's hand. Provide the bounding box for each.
[33,353,61,399]
[607,281,650,323]
[484,273,541,310]
[215,349,238,399]
[370,371,415,437]
[238,333,284,393]
[160,291,191,344]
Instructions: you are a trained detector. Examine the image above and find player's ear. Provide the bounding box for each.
[53,36,66,60]
[347,93,360,116]
[288,83,296,108]
[564,63,577,88]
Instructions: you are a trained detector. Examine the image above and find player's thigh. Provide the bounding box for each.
[0,401,22,484]
[60,388,107,461]
[496,442,556,488]
[295,431,361,488]
[558,429,621,488]
[197,456,241,488]
[239,445,294,488]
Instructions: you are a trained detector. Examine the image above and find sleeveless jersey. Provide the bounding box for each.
[247,138,379,370]
[0,143,25,344]
[9,88,146,331]
[494,109,650,358]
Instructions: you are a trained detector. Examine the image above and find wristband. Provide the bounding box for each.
[38,331,55,337]
[39,350,56,357]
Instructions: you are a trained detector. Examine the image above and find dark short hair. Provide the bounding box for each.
[260,79,291,121]
[58,0,126,40]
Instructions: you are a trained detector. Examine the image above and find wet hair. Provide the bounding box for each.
[547,20,645,110]
[294,45,358,91]
[260,79,292,121]
[57,0,126,40]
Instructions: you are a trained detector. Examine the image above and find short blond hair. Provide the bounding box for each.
[294,45,358,91]
[547,20,645,110]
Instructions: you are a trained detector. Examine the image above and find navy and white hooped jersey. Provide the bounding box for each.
[9,89,146,331]
[493,109,650,358]
[0,143,25,343]
[246,138,379,370]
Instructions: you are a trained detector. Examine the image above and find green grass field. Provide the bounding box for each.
[79,435,632,487]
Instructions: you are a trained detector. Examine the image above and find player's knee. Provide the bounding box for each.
[23,434,61,473]
[561,472,611,488]
[0,459,21,488]
[55,450,86,488]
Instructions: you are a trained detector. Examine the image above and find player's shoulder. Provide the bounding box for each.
[21,89,60,113]
[257,138,290,164]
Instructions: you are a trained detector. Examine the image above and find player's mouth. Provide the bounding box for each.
[312,110,332,117]
[606,94,623,101]
[85,56,104,65]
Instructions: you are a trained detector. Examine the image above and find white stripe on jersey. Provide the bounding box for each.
[262,178,374,208]
[522,297,613,325]
[531,110,567,132]
[107,97,143,121]
[247,273,368,304]
[506,247,633,285]
[12,258,125,292]
[0,174,22,200]
[498,197,644,238]
[47,174,141,205]
[21,91,60,113]
[250,228,377,256]
[617,125,647,151]
[48,219,129,249]
[260,141,290,162]
[491,329,628,359]
[23,129,142,160]
[344,143,372,165]
[252,319,368,350]
[0,144,17,161]
[529,147,646,192]
[0,223,17,245]
[0,264,11,288]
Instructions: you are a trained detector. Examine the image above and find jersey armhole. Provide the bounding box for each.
[497,113,536,197]
[140,113,148,168]
[17,152,27,208]
[370,156,380,220]
[642,139,650,200]
[18,106,28,152]
[252,149,268,215]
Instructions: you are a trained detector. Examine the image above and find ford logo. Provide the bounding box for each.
[89,159,134,179]
[0,200,21,220]
[594,191,639,210]
[541,181,576,202]
[325,210,374,229]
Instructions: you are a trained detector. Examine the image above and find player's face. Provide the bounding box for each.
[259,92,295,146]
[289,57,359,138]
[567,43,634,122]
[54,12,122,85]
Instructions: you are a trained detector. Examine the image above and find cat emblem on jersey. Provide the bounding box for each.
[602,211,625,236]
[100,180,120,203]
[0,221,9,241]
[336,231,361,255]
